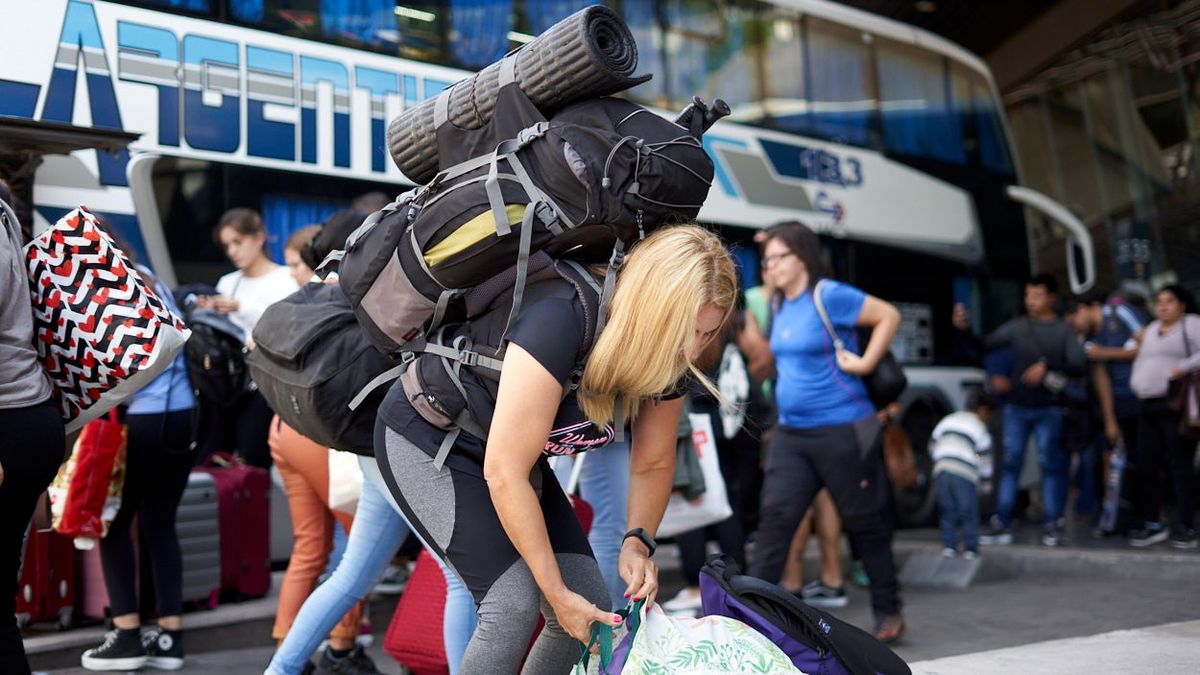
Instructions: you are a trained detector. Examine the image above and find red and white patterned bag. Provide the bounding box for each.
[25,206,190,432]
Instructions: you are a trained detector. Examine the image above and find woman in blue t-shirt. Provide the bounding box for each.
[746,221,906,643]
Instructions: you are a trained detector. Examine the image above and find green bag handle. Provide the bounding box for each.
[574,598,646,673]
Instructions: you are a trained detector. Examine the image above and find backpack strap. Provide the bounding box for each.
[433,86,452,129]
[812,280,845,351]
[499,54,518,87]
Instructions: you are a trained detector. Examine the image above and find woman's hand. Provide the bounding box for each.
[210,296,239,314]
[550,589,622,645]
[835,348,873,376]
[619,539,659,604]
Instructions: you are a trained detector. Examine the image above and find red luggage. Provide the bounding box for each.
[15,528,76,629]
[383,551,449,675]
[384,488,594,673]
[195,452,271,598]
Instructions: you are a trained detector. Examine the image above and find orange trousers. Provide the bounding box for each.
[268,417,365,642]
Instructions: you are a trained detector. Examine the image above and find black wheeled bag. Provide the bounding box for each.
[246,282,402,454]
[334,54,718,358]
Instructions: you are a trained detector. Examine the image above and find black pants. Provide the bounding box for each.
[677,409,752,585]
[195,390,274,469]
[101,410,196,617]
[1134,398,1196,529]
[0,402,65,675]
[748,418,901,618]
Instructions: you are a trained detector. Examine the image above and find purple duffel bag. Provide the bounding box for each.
[700,555,910,675]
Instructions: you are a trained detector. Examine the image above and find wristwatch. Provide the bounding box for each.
[623,528,657,557]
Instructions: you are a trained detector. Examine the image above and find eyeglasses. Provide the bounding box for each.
[762,252,795,267]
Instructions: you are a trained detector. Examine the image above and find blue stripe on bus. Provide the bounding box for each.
[0,80,39,118]
[247,100,294,160]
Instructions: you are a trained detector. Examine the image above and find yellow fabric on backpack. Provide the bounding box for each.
[423,204,527,268]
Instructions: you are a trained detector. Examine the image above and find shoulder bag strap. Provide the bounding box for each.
[811,280,845,351]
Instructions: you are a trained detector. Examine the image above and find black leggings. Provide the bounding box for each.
[748,418,901,618]
[1133,397,1196,529]
[0,401,65,675]
[101,409,196,617]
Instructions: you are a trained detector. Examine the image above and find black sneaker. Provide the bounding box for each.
[1169,527,1198,550]
[798,580,848,608]
[1129,522,1169,547]
[142,626,184,670]
[979,517,1012,546]
[1040,524,1063,547]
[314,645,383,675]
[81,628,147,671]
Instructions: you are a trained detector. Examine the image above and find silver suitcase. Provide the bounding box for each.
[178,470,222,609]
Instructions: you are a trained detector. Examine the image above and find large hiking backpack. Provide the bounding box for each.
[700,556,910,675]
[245,283,402,454]
[330,55,719,359]
[248,253,600,456]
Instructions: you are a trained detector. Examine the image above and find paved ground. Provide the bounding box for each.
[33,529,1200,674]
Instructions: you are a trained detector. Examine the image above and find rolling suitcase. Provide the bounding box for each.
[195,453,271,598]
[15,527,75,629]
[179,470,222,608]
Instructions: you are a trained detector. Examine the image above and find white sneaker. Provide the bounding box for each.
[941,547,956,558]
[661,587,702,614]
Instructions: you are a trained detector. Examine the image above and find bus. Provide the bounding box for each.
[0,0,1095,525]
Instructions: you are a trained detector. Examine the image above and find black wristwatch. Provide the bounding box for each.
[623,528,656,557]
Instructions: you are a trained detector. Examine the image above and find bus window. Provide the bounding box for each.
[130,0,211,13]
[525,0,594,32]
[876,38,965,165]
[803,17,876,148]
[950,63,1015,176]
[621,0,669,107]
[760,8,806,131]
[659,0,759,114]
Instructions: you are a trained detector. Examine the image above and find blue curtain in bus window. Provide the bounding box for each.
[877,41,964,165]
[448,0,513,69]
[806,19,873,147]
[621,0,667,104]
[321,0,397,46]
[526,0,591,33]
[977,107,1013,174]
[229,0,263,22]
[261,195,342,264]
[143,0,210,11]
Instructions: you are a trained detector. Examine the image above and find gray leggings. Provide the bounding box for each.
[376,425,608,675]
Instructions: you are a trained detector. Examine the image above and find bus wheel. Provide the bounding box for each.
[892,395,946,528]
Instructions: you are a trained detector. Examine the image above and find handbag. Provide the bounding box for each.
[813,280,907,409]
[1166,318,1200,440]
[882,418,918,489]
[671,410,706,500]
[47,409,127,548]
[25,206,190,432]
[575,598,801,675]
[657,413,733,539]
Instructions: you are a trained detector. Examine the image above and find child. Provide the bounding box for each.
[932,391,994,558]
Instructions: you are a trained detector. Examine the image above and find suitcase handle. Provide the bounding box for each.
[203,451,242,469]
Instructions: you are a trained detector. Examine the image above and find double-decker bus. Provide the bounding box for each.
[0,0,1094,524]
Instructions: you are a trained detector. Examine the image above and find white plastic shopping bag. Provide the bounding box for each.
[575,599,803,674]
[328,448,364,515]
[657,413,732,538]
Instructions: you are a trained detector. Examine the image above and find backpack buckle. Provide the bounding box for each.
[457,349,479,367]
[533,202,557,228]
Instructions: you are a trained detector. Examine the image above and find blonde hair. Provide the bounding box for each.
[578,225,738,426]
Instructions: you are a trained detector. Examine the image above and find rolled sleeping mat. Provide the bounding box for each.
[387,4,649,184]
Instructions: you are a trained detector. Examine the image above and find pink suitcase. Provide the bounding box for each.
[195,453,271,598]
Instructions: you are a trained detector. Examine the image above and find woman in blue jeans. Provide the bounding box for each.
[265,456,478,675]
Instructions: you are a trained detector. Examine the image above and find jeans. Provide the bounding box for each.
[553,442,630,610]
[267,457,478,674]
[936,472,980,552]
[996,404,1066,527]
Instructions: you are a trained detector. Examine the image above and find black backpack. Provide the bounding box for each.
[180,301,251,407]
[246,283,401,454]
[328,57,720,359]
[248,254,599,456]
